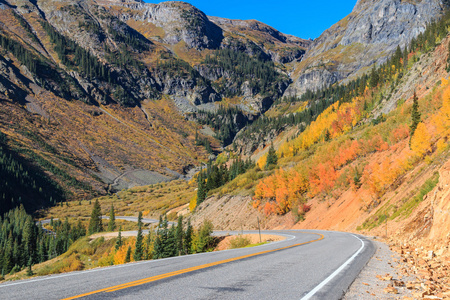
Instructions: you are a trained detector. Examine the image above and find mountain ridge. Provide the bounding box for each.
[0,0,446,209]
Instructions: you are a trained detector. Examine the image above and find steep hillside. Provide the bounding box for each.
[191,8,450,240]
[286,0,446,96]
[2,0,445,214]
[0,0,310,210]
[233,0,448,156]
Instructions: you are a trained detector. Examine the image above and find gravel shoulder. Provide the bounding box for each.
[344,238,416,300]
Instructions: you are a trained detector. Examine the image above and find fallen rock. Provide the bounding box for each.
[384,287,398,294]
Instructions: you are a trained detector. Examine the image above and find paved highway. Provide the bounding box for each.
[0,230,374,300]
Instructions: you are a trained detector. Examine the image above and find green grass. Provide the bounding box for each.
[244,242,268,248]
[390,172,439,220]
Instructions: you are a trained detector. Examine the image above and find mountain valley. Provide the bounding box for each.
[1,0,450,298]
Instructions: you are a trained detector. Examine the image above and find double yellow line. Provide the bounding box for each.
[63,233,324,300]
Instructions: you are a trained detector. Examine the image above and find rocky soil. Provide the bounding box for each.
[387,240,450,299]
[345,239,416,300]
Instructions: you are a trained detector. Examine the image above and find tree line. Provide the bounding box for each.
[0,131,65,215]
[202,47,289,98]
[197,157,254,205]
[236,8,450,145]
[194,106,251,147]
[0,206,85,277]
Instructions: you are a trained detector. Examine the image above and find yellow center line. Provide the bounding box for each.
[62,233,324,300]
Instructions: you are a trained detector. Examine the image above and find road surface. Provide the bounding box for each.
[0,230,374,299]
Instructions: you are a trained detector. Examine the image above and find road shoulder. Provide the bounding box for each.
[344,238,416,299]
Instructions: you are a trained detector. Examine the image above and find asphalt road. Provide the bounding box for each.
[0,230,374,300]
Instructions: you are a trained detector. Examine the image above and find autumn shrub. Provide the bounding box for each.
[167,211,178,221]
[36,253,84,275]
[114,239,136,265]
[229,235,251,249]
[98,251,115,267]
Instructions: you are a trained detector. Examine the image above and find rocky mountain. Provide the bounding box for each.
[0,0,310,209]
[286,0,447,96]
[0,0,447,212]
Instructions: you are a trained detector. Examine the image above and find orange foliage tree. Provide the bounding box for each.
[308,162,338,196]
[253,168,308,215]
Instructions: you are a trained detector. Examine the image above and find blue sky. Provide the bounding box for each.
[144,1,357,39]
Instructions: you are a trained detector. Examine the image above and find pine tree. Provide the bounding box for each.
[108,204,116,232]
[265,143,278,170]
[324,129,331,141]
[197,170,207,205]
[410,90,421,145]
[26,257,33,276]
[144,231,153,260]
[115,226,122,251]
[184,219,193,255]
[125,246,131,263]
[369,66,379,88]
[195,220,214,253]
[153,215,166,259]
[175,215,184,256]
[166,225,177,258]
[38,240,45,263]
[88,199,103,234]
[133,212,143,261]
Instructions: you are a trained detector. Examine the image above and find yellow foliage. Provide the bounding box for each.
[437,139,447,153]
[279,101,363,157]
[362,149,414,196]
[438,85,450,137]
[189,195,197,212]
[113,240,135,265]
[257,155,267,170]
[411,122,431,157]
[98,251,114,267]
[61,254,84,273]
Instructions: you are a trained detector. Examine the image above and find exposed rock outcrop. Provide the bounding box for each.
[105,0,224,50]
[286,0,446,96]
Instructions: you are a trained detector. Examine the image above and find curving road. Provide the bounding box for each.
[0,230,374,300]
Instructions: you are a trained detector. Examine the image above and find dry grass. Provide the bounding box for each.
[40,179,196,221]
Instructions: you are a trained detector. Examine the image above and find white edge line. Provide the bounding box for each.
[0,232,297,288]
[300,234,365,300]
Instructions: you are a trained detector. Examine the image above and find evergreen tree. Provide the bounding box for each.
[37,240,45,263]
[265,143,278,169]
[125,246,131,263]
[410,90,421,144]
[108,204,116,232]
[26,257,33,276]
[115,226,122,251]
[197,170,207,205]
[88,199,103,234]
[133,212,143,261]
[324,129,331,141]
[195,220,214,253]
[175,215,184,256]
[166,224,177,258]
[144,231,153,260]
[184,219,193,255]
[153,215,177,259]
[152,215,167,259]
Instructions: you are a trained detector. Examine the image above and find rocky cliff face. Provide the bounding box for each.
[286,0,446,96]
[0,0,311,199]
[112,1,224,50]
[1,0,307,113]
